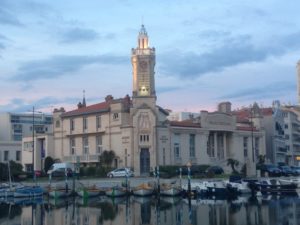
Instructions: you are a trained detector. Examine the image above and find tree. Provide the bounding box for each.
[100,150,116,168]
[227,158,239,174]
[44,156,54,172]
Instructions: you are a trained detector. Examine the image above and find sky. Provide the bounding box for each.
[0,0,300,113]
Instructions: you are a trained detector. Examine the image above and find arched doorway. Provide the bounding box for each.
[140,148,150,175]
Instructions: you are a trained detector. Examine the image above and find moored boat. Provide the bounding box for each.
[160,183,182,196]
[14,186,44,198]
[206,181,228,196]
[251,179,297,195]
[48,187,72,198]
[77,185,102,198]
[105,186,128,197]
[132,183,154,196]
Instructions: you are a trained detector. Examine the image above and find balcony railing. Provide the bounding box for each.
[63,154,100,163]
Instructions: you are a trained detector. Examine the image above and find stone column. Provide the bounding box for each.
[214,132,217,159]
[223,132,227,159]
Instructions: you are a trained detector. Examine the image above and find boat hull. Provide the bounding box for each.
[48,189,72,198]
[105,188,127,197]
[14,186,43,198]
[77,189,101,198]
[160,187,182,196]
[132,188,154,196]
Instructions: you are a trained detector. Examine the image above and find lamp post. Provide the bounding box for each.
[187,161,192,197]
[250,107,255,163]
[32,106,36,184]
[31,106,42,184]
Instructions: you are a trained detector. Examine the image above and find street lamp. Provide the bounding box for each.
[31,106,43,184]
[250,107,255,163]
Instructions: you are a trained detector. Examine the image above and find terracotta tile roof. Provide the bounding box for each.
[170,120,201,128]
[261,108,272,116]
[61,101,110,117]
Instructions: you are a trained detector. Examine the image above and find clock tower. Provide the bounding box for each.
[131,25,156,101]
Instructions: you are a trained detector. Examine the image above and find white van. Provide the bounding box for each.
[47,163,75,175]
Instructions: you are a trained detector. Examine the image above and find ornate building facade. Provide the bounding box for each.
[52,25,266,176]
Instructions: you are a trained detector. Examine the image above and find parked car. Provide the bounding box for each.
[290,166,300,175]
[278,165,294,176]
[205,166,224,175]
[260,164,281,177]
[107,168,134,178]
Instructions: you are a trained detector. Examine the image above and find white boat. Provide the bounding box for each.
[225,180,252,194]
[278,178,300,188]
[132,183,154,196]
[182,181,209,195]
[105,186,128,197]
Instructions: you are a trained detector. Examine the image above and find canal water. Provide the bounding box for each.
[0,195,300,225]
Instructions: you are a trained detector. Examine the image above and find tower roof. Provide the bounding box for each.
[139,24,147,35]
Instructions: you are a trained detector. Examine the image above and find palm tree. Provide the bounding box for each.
[100,150,116,168]
[227,158,239,174]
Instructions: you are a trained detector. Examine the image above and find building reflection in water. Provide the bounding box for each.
[1,195,300,225]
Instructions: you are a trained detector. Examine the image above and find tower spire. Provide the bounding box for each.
[138,24,148,49]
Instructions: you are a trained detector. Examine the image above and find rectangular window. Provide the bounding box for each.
[70,138,76,155]
[4,151,9,161]
[113,113,119,120]
[16,151,21,161]
[55,120,60,128]
[174,133,180,158]
[96,136,102,154]
[83,117,88,130]
[140,134,149,143]
[243,137,248,157]
[189,134,196,158]
[70,119,75,131]
[83,137,89,154]
[96,115,101,129]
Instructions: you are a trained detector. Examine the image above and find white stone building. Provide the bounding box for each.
[51,25,266,176]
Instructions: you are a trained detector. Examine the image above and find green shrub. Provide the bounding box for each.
[96,167,111,177]
[86,166,96,176]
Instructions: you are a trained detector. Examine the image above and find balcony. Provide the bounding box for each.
[63,154,100,163]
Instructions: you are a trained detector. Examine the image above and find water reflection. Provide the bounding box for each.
[1,195,300,225]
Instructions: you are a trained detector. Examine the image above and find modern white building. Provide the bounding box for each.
[0,112,53,166]
[281,105,300,165]
[50,25,266,176]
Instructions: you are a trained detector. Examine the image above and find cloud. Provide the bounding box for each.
[157,86,182,94]
[9,54,128,81]
[160,31,300,78]
[59,27,99,43]
[219,82,296,101]
[0,4,23,26]
[0,96,80,113]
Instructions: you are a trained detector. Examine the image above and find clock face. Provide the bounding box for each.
[139,60,148,72]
